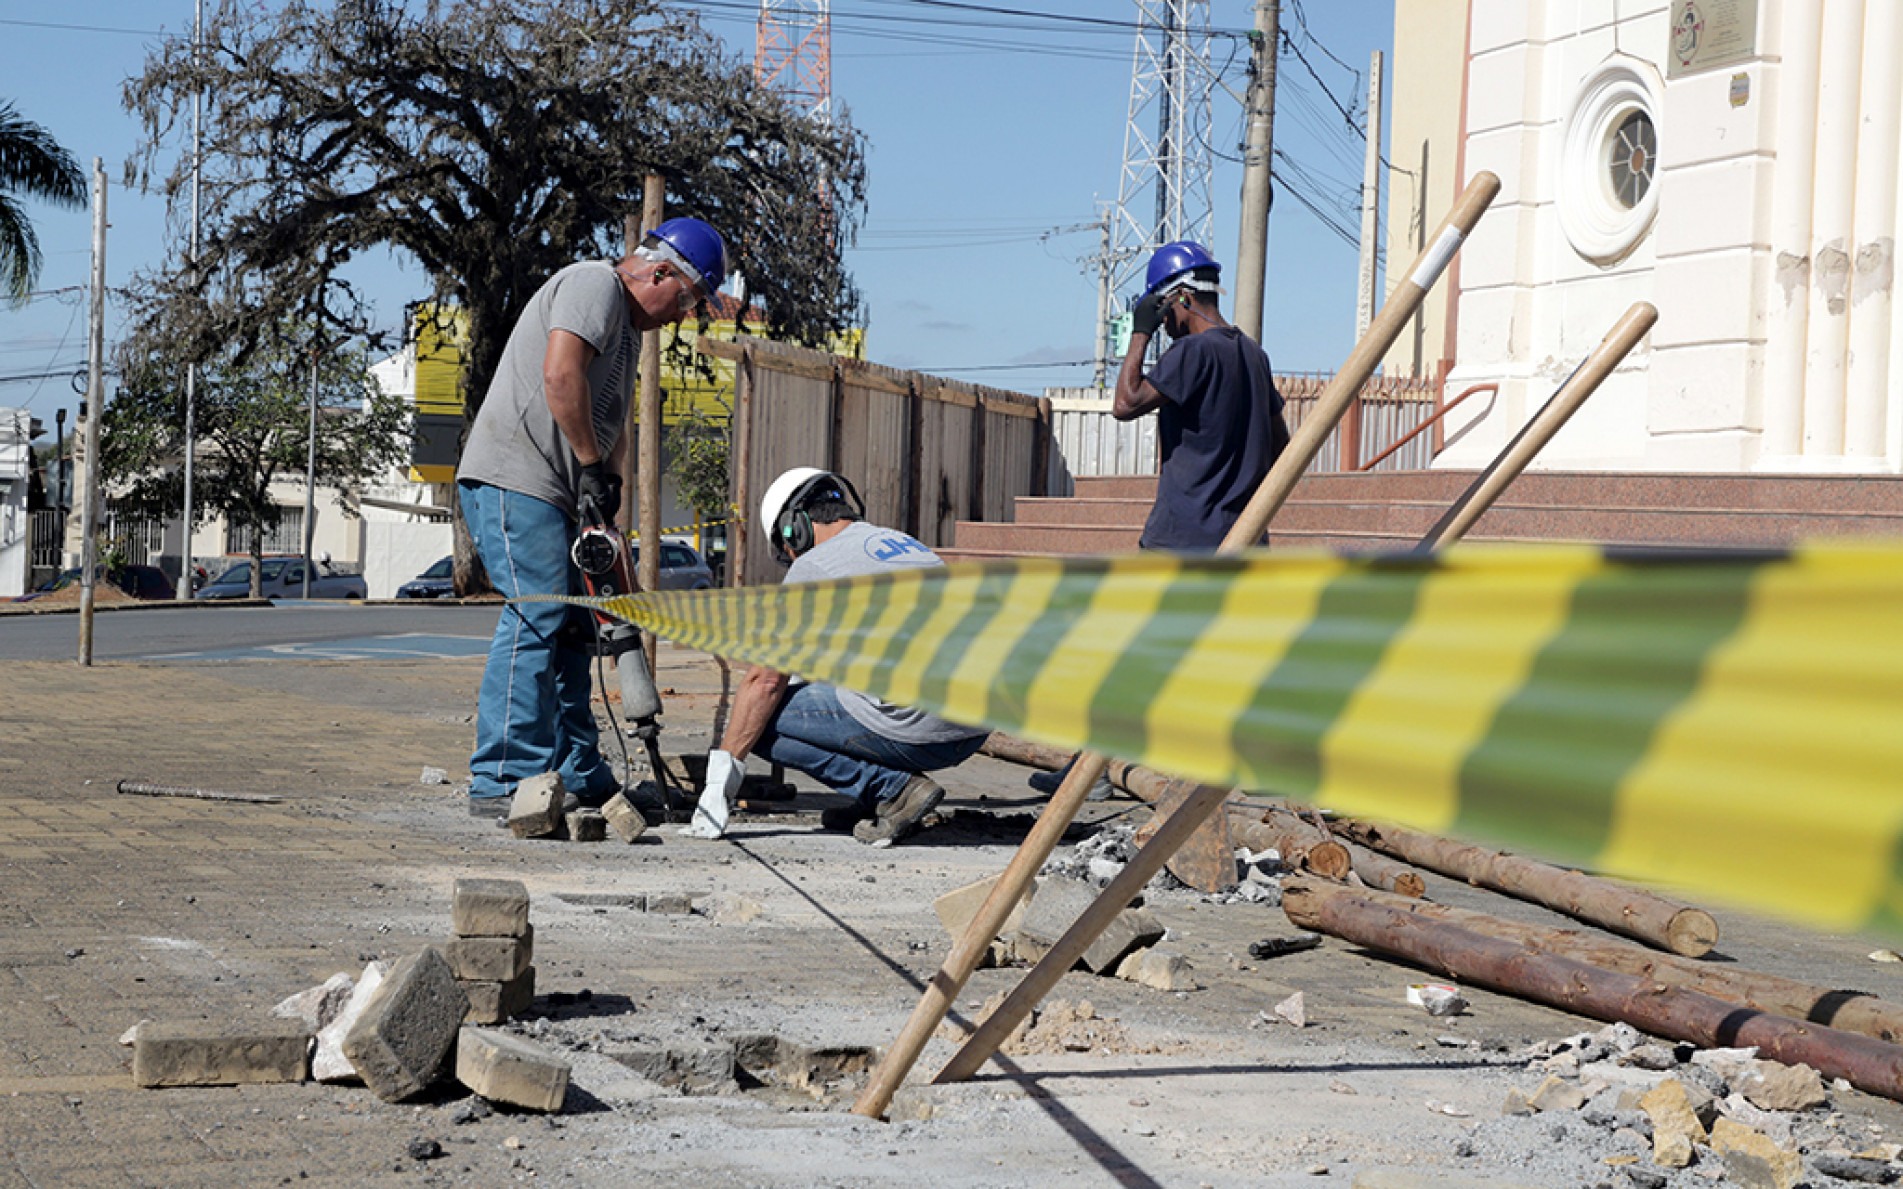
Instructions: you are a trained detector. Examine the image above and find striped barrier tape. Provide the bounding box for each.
[628,518,731,540]
[529,541,1903,936]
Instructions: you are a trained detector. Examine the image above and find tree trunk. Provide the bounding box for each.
[1282,877,1903,1102]
[1230,806,1352,881]
[1335,836,1426,898]
[1290,878,1903,1046]
[1334,818,1719,957]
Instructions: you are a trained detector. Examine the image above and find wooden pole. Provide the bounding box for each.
[76,159,107,667]
[636,175,666,673]
[1416,302,1658,550]
[1288,878,1903,1046]
[730,343,755,588]
[918,176,1503,1098]
[1333,817,1718,958]
[1335,836,1427,898]
[1281,878,1903,1103]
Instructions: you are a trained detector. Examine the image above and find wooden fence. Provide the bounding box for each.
[1043,375,1440,491]
[697,338,1051,586]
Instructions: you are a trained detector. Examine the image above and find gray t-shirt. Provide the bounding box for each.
[457,261,637,516]
[783,521,987,746]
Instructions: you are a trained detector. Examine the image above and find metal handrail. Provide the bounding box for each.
[1356,381,1498,472]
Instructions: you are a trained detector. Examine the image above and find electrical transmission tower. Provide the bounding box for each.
[755,0,832,126]
[1100,0,1216,368]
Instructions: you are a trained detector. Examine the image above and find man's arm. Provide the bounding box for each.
[543,329,602,463]
[719,663,791,760]
[1113,333,1169,420]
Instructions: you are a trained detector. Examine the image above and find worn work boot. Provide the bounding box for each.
[1027,757,1115,802]
[852,776,945,849]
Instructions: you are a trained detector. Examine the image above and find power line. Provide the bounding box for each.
[0,17,171,37]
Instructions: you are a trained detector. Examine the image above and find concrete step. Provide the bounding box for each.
[951,522,1143,554]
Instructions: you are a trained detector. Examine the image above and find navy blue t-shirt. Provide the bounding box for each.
[1141,326,1290,549]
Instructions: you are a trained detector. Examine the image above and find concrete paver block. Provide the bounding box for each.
[1021,878,1166,973]
[456,1026,570,1112]
[452,878,532,938]
[600,791,649,842]
[1079,905,1165,973]
[133,1021,311,1087]
[507,773,567,838]
[313,960,388,1082]
[565,809,608,842]
[341,947,469,1102]
[446,925,533,982]
[462,966,536,1025]
[934,874,1034,944]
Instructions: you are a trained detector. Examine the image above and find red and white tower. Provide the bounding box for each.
[755,0,832,126]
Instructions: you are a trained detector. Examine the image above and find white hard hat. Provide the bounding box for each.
[760,466,832,562]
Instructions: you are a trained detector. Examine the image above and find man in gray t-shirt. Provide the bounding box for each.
[682,467,987,848]
[455,218,727,817]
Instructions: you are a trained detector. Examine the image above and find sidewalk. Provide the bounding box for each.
[4,642,1901,1186]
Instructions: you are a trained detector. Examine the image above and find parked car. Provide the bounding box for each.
[195,556,368,601]
[633,538,714,591]
[13,564,175,603]
[395,556,455,599]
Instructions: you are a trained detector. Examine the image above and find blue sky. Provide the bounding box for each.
[0,1,1396,429]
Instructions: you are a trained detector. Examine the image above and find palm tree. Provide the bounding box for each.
[0,100,86,305]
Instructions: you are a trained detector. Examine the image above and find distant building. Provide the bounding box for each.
[1389,0,1901,474]
[0,408,34,597]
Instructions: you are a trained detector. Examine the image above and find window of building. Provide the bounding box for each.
[225,506,303,556]
[1560,57,1663,265]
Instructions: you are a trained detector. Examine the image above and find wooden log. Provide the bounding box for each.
[1335,817,1719,957]
[1229,807,1351,882]
[1282,877,1903,1102]
[1335,836,1426,898]
[1297,879,1903,1046]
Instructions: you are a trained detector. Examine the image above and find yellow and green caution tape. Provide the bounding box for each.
[528,541,1903,936]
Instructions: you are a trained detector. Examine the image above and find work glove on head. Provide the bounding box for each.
[680,748,744,839]
[1130,290,1164,339]
[578,461,622,527]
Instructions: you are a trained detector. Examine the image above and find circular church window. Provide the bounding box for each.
[1559,57,1663,264]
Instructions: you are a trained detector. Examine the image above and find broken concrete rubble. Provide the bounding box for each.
[271,971,354,1032]
[1709,1115,1803,1189]
[1112,946,1197,992]
[313,961,388,1083]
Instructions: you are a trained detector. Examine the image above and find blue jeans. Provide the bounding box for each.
[461,480,617,803]
[756,684,984,808]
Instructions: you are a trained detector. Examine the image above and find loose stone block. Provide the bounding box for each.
[507,773,567,839]
[1113,946,1198,992]
[934,875,1034,945]
[313,960,388,1082]
[452,878,531,938]
[133,1021,311,1087]
[456,1026,570,1112]
[271,972,355,1032]
[600,792,649,843]
[1527,1075,1590,1113]
[1739,1061,1828,1112]
[1639,1078,1706,1169]
[341,947,469,1102]
[462,966,536,1025]
[1080,905,1165,973]
[1710,1117,1803,1189]
[565,809,608,842]
[446,925,533,982]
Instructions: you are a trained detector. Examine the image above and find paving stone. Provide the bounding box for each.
[1080,905,1165,973]
[445,926,533,982]
[452,878,531,938]
[934,874,1034,944]
[1017,877,1163,972]
[271,971,355,1031]
[341,947,469,1102]
[1738,1060,1828,1112]
[133,1020,311,1087]
[1709,1116,1803,1189]
[600,792,649,843]
[1113,946,1198,992]
[506,773,567,839]
[565,808,608,842]
[462,966,536,1025]
[610,1043,737,1093]
[455,1026,570,1112]
[313,960,388,1082]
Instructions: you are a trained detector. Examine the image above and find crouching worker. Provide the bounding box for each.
[682,467,987,847]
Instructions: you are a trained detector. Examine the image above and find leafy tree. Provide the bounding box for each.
[665,406,733,530]
[0,99,87,304]
[103,283,409,597]
[123,0,867,438]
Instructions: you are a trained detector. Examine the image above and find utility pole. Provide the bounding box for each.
[302,347,317,599]
[1091,211,1114,388]
[178,0,203,600]
[1233,0,1279,343]
[77,159,107,666]
[1356,50,1385,340]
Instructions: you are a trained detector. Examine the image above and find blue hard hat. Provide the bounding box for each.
[1142,241,1221,300]
[648,217,728,297]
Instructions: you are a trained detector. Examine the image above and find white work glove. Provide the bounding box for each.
[680,749,744,839]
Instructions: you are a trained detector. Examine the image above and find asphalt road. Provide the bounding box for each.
[0,601,503,663]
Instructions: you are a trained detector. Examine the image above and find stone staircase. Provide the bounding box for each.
[941,471,1903,559]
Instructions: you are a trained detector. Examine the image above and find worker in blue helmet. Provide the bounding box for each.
[1112,240,1289,550]
[455,217,726,819]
